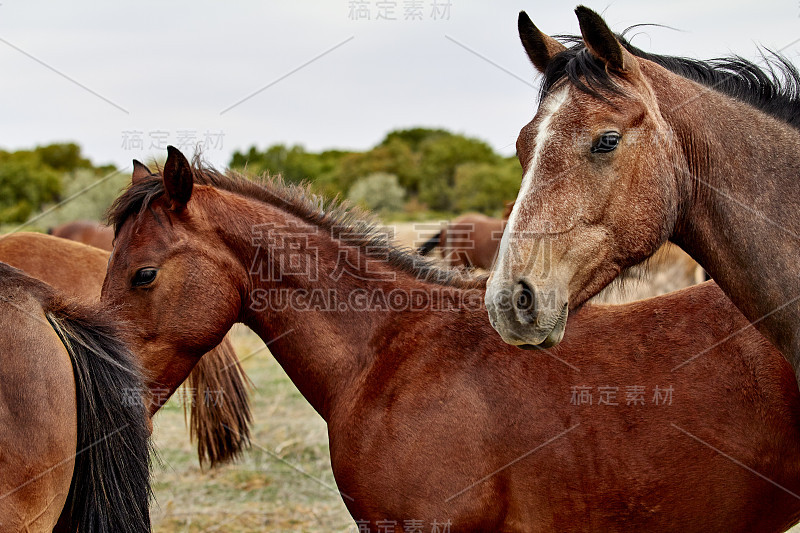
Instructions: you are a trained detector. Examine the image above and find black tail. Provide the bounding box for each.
[185,335,253,468]
[417,231,442,256]
[47,306,152,533]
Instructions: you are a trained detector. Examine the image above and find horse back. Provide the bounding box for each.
[0,232,108,301]
[331,281,800,531]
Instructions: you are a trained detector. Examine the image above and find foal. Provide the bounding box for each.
[100,147,800,531]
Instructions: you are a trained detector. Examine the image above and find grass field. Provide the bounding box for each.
[150,325,353,532]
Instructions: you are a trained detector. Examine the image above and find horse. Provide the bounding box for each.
[417,213,506,269]
[100,147,800,531]
[0,262,151,532]
[48,220,114,251]
[0,231,252,467]
[485,7,800,386]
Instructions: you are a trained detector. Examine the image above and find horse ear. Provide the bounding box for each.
[518,11,566,73]
[575,6,632,73]
[131,160,152,184]
[163,146,194,210]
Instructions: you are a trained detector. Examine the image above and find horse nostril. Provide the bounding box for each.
[514,279,536,322]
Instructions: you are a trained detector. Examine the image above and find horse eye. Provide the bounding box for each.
[132,268,158,287]
[591,132,621,154]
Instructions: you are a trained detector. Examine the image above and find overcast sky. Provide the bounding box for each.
[1,0,798,171]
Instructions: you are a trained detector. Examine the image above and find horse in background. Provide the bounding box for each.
[418,213,506,269]
[0,262,151,532]
[417,201,514,269]
[0,232,252,467]
[49,220,114,251]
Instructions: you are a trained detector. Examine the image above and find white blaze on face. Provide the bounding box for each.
[492,87,570,284]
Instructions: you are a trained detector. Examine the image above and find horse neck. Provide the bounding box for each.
[651,65,800,361]
[217,193,445,421]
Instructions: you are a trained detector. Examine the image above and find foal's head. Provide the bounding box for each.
[486,7,682,348]
[101,148,246,374]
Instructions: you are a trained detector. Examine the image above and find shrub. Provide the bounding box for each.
[347,173,406,214]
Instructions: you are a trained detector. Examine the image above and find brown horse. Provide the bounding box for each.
[486,8,800,383]
[48,220,114,251]
[101,147,800,531]
[0,262,151,532]
[0,232,252,467]
[418,213,506,269]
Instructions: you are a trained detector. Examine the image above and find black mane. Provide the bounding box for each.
[541,32,800,131]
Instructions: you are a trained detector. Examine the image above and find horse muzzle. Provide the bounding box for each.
[485,278,569,348]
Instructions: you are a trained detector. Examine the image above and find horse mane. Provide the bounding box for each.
[541,32,800,131]
[107,159,487,290]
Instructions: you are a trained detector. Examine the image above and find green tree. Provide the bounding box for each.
[417,134,498,211]
[229,129,513,214]
[378,128,450,151]
[0,143,120,227]
[0,151,62,223]
[453,158,522,214]
[36,167,128,228]
[230,144,346,185]
[310,149,353,196]
[329,140,418,195]
[34,143,91,172]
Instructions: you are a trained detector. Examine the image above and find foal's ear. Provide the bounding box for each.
[163,145,194,210]
[575,6,634,73]
[518,11,566,73]
[131,160,153,184]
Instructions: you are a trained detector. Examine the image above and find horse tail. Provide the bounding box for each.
[417,231,442,256]
[184,333,253,468]
[47,304,151,533]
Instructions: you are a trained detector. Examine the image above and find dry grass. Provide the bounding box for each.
[150,325,353,532]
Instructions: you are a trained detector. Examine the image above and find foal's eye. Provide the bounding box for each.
[131,268,158,287]
[591,132,621,154]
